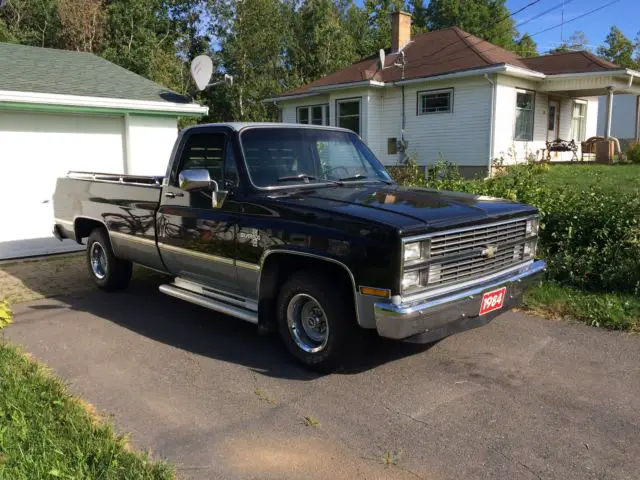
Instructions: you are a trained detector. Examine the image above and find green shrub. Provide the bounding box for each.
[0,299,12,329]
[627,142,640,164]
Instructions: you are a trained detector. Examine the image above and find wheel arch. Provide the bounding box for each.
[74,217,109,242]
[257,250,360,327]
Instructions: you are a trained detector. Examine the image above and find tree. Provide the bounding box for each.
[407,0,428,34]
[342,2,377,59]
[514,33,538,58]
[207,0,292,121]
[0,0,61,47]
[57,0,104,52]
[290,0,358,84]
[363,0,406,52]
[597,26,639,69]
[547,31,589,54]
[425,0,517,50]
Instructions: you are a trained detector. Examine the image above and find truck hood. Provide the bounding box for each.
[266,183,537,233]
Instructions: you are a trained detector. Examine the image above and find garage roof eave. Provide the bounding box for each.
[0,90,208,117]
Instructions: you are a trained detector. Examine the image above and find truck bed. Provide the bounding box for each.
[53,171,166,271]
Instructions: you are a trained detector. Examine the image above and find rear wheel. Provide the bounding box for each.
[86,228,132,291]
[276,272,356,372]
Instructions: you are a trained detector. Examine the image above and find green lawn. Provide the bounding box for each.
[0,343,174,480]
[537,163,640,193]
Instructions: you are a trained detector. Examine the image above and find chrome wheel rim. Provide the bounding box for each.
[287,294,329,353]
[90,242,107,280]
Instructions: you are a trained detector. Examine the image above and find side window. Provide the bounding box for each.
[224,142,239,189]
[176,133,226,185]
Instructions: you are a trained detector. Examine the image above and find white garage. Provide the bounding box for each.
[0,43,207,259]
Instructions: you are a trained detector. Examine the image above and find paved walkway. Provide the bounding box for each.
[6,281,640,480]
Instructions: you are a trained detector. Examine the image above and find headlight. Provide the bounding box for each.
[402,271,420,290]
[524,240,537,258]
[526,217,539,236]
[404,242,422,262]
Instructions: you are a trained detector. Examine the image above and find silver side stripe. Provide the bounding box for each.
[54,218,75,227]
[109,231,261,270]
[236,260,260,271]
[110,231,157,247]
[158,242,235,265]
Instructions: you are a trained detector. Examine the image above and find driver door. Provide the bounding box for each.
[157,127,241,293]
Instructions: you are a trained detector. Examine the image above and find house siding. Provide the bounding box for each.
[493,74,598,163]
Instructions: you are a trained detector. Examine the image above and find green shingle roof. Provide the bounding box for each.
[0,42,192,104]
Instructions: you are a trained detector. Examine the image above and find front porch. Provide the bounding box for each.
[539,69,640,163]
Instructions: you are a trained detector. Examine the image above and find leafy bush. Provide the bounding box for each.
[0,299,12,329]
[390,161,640,295]
[627,142,640,164]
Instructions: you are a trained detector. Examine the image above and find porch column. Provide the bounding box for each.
[635,95,640,142]
[604,87,614,140]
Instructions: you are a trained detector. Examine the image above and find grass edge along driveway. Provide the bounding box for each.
[0,342,174,480]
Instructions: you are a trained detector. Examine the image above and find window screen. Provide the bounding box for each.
[337,99,360,134]
[571,102,587,142]
[177,133,226,184]
[418,89,453,114]
[515,91,534,141]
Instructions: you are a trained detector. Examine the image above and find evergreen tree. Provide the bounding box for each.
[514,33,538,58]
[597,26,639,69]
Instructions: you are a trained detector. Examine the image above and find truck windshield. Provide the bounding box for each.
[240,127,392,188]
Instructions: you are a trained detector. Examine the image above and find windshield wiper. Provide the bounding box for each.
[337,174,394,185]
[277,173,317,183]
[337,174,368,182]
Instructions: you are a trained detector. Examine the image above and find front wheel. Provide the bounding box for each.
[276,272,356,372]
[86,228,132,291]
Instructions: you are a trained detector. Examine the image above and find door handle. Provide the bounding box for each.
[165,192,184,198]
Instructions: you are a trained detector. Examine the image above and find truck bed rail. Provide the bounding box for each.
[67,171,163,187]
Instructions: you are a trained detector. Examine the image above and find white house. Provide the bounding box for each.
[0,43,208,259]
[596,94,640,140]
[267,12,640,175]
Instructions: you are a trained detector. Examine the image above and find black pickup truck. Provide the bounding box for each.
[53,123,545,371]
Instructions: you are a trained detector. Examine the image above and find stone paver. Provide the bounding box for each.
[0,253,165,304]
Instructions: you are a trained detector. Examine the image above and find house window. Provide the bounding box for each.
[336,98,361,135]
[571,101,587,142]
[297,104,329,125]
[417,88,453,114]
[515,90,535,141]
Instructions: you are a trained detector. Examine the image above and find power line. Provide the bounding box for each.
[529,0,620,37]
[516,0,576,29]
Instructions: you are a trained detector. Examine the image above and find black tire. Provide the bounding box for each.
[276,272,357,372]
[86,228,132,291]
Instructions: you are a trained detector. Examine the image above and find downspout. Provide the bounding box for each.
[401,84,406,161]
[484,74,496,177]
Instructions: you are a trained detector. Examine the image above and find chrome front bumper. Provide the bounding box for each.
[374,260,546,343]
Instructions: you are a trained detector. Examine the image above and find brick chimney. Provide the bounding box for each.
[390,11,411,53]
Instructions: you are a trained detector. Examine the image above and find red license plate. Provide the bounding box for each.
[479,287,507,316]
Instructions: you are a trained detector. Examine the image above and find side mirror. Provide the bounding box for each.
[179,169,212,192]
[177,169,228,209]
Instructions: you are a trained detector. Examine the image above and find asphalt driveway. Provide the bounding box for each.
[5,279,640,480]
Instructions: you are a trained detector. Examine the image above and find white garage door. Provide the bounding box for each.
[0,110,125,259]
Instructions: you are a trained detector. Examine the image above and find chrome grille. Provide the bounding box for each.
[402,217,537,296]
[430,220,527,258]
[423,244,525,289]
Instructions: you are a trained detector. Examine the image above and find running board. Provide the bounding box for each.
[159,284,258,324]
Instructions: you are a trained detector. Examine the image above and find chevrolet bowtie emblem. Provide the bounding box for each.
[482,245,498,258]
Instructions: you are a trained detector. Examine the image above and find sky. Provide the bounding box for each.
[506,0,639,53]
[353,0,639,54]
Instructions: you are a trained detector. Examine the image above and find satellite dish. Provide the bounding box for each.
[224,73,233,86]
[379,49,386,69]
[190,55,214,91]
